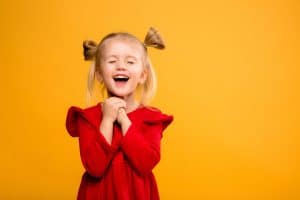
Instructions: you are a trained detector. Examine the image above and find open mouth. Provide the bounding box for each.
[113,75,129,82]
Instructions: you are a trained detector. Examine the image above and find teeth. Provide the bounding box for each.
[114,75,129,78]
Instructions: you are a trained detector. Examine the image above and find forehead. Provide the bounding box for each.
[101,37,145,58]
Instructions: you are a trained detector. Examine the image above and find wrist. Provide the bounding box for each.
[120,115,131,126]
[120,116,131,135]
[102,115,115,124]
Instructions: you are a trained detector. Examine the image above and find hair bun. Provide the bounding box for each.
[83,40,98,60]
[144,27,165,49]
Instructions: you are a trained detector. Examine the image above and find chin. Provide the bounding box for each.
[109,90,132,98]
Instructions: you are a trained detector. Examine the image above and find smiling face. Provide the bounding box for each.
[96,37,147,100]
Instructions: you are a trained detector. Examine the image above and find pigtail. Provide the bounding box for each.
[83,40,98,106]
[83,40,98,60]
[144,27,165,49]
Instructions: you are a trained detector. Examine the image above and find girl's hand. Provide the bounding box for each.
[117,108,129,124]
[102,97,126,123]
[117,108,132,135]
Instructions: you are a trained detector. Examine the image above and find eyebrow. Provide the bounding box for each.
[126,56,137,60]
[105,55,138,60]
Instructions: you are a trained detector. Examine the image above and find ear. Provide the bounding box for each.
[139,68,147,84]
[95,71,103,83]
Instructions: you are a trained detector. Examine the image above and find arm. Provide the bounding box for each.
[119,122,163,176]
[78,116,117,178]
[99,117,114,144]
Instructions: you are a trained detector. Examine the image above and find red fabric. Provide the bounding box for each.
[65,102,173,200]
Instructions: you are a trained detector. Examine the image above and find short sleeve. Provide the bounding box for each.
[142,108,174,135]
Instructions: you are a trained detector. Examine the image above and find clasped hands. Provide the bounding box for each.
[101,97,131,130]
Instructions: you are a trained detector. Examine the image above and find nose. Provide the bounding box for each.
[116,61,126,70]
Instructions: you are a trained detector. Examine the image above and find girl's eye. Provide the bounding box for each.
[108,60,116,64]
[128,61,135,64]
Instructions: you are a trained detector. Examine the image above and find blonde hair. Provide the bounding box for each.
[82,27,165,106]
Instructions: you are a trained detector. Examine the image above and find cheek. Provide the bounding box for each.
[131,66,145,78]
[100,64,112,76]
[135,68,147,83]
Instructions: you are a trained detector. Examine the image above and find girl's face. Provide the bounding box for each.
[97,38,147,99]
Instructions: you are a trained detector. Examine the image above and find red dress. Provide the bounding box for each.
[65,102,173,200]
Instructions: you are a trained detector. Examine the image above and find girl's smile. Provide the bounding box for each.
[113,73,130,88]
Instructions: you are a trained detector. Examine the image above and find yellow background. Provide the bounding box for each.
[0,0,299,199]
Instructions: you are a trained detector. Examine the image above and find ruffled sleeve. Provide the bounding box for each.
[65,106,86,137]
[142,107,174,134]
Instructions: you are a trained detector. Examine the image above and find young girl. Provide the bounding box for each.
[65,27,173,200]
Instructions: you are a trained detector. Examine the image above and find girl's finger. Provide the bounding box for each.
[114,101,126,110]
